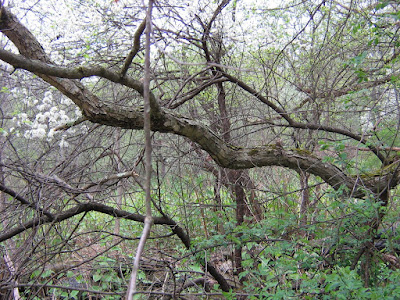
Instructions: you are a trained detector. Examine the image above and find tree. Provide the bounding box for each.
[0,0,399,298]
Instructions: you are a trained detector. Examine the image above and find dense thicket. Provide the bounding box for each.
[0,0,399,299]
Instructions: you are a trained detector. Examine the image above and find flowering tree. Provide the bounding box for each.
[0,0,400,298]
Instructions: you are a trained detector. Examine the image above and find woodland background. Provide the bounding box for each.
[0,0,400,299]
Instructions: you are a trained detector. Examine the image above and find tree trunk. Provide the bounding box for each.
[299,170,310,227]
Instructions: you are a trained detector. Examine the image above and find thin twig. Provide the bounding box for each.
[53,116,87,131]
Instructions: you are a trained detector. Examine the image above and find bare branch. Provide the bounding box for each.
[0,183,54,219]
[120,17,147,78]
[53,116,88,131]
[222,70,386,162]
[0,201,167,243]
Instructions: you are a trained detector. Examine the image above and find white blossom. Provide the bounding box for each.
[60,114,70,123]
[19,113,28,122]
[59,137,69,148]
[37,104,47,111]
[50,106,58,114]
[75,108,82,117]
[43,91,53,104]
[47,128,56,141]
[32,127,47,139]
[61,97,73,105]
[35,113,47,123]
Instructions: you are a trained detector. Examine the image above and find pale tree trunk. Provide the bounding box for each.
[0,135,21,299]
[213,170,225,234]
[126,1,153,298]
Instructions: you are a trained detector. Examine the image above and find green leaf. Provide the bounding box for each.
[67,271,75,278]
[0,86,9,93]
[70,290,79,298]
[31,269,41,279]
[41,269,53,278]
[61,291,69,297]
[93,273,102,282]
[189,264,203,273]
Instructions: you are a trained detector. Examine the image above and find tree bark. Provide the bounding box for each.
[299,170,310,227]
